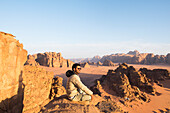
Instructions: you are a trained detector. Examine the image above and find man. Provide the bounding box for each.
[66,63,93,101]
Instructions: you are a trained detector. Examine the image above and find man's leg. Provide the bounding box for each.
[72,93,83,101]
[81,94,92,101]
[72,94,92,101]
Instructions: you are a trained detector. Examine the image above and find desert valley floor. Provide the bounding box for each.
[40,64,170,113]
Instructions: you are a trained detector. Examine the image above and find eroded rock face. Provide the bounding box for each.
[0,32,27,113]
[100,50,169,65]
[104,70,134,98]
[114,63,156,94]
[139,68,170,81]
[91,55,101,63]
[166,53,170,65]
[102,59,115,66]
[97,61,103,66]
[25,52,74,68]
[91,63,154,102]
[49,76,66,100]
[24,55,39,66]
[80,62,90,68]
[23,65,53,113]
[127,50,140,55]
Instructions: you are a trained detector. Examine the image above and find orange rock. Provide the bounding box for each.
[103,59,115,66]
[0,32,27,113]
[26,52,74,68]
[100,50,168,65]
[49,76,66,99]
[80,62,90,68]
[22,65,53,113]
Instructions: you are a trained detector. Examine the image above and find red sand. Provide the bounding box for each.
[41,64,170,113]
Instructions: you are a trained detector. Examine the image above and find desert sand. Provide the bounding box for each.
[41,64,170,113]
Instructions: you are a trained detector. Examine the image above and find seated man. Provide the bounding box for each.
[66,63,93,101]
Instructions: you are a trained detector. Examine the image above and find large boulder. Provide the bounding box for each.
[49,76,66,100]
[0,32,27,113]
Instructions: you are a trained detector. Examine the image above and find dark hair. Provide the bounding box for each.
[72,63,80,70]
[66,70,74,77]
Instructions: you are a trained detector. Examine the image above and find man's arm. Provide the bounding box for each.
[73,75,93,95]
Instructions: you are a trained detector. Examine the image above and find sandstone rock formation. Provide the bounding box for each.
[115,63,156,94]
[166,53,170,65]
[22,65,53,113]
[127,50,140,55]
[70,55,101,63]
[25,52,74,68]
[100,50,170,65]
[91,55,101,63]
[97,61,103,66]
[70,58,91,63]
[24,55,39,66]
[102,59,115,66]
[49,76,66,100]
[91,63,154,103]
[139,68,170,81]
[0,32,27,113]
[80,62,90,68]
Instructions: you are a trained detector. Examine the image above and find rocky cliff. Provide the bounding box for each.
[0,32,55,113]
[25,52,74,68]
[22,65,53,113]
[100,50,169,65]
[0,32,27,113]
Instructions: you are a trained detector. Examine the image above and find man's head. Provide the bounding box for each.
[72,63,81,74]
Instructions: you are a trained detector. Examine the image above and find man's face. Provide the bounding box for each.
[74,66,81,74]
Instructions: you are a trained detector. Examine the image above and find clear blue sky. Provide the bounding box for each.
[1,0,170,58]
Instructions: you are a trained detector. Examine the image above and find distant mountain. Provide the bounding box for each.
[100,50,170,65]
[70,58,92,63]
[127,50,140,55]
[91,55,101,63]
[71,50,170,65]
[70,55,101,63]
